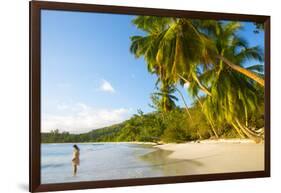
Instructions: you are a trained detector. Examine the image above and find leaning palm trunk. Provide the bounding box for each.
[177,74,212,96]
[217,55,265,87]
[176,75,218,138]
[235,119,263,143]
[196,96,219,139]
[175,87,193,121]
[206,116,219,139]
[231,122,246,138]
[235,119,261,136]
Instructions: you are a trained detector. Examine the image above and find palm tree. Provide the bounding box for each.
[130,16,213,95]
[197,21,265,141]
[196,21,265,86]
[201,67,263,141]
[130,16,264,141]
[151,81,178,113]
[130,16,204,118]
[130,16,219,137]
[175,21,265,141]
[131,17,265,104]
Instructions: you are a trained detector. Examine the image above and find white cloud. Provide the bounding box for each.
[42,103,131,134]
[100,79,115,93]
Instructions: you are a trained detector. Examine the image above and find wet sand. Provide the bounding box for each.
[141,139,264,175]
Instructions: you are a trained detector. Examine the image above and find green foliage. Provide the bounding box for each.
[149,81,178,112]
[42,103,263,144]
[161,109,192,142]
[130,17,265,140]
[40,109,178,143]
[42,124,123,143]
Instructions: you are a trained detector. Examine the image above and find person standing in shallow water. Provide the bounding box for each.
[72,144,80,176]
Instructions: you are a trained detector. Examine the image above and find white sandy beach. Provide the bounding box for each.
[155,139,264,174]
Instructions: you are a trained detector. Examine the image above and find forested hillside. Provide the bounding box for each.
[41,102,264,143]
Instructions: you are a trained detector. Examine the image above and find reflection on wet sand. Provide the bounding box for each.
[140,148,204,176]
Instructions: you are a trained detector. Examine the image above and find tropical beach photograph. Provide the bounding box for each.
[41,10,265,184]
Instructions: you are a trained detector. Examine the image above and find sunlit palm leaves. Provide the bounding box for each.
[199,21,264,140]
[130,16,265,141]
[130,17,212,86]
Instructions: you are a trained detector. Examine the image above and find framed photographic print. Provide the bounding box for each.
[30,1,270,192]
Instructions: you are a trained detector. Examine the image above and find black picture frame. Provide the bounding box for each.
[30,1,270,192]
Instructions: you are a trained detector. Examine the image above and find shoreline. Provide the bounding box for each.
[174,138,260,144]
[42,139,264,176]
[41,138,261,145]
[41,141,157,145]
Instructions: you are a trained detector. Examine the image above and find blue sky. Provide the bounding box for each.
[41,10,264,133]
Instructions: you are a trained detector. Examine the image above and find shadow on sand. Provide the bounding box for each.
[138,148,220,175]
